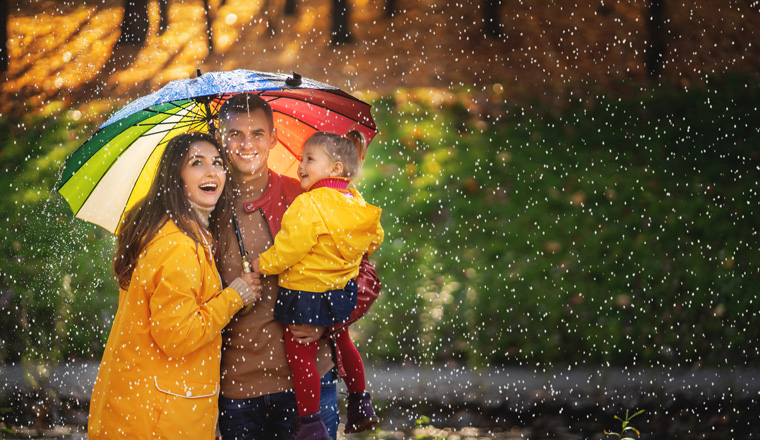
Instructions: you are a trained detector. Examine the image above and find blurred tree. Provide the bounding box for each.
[646,0,666,79]
[483,0,503,38]
[285,0,297,16]
[204,0,214,52]
[118,0,150,45]
[331,0,352,45]
[1,0,7,73]
[158,0,169,35]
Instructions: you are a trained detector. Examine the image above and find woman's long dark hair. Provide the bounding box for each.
[113,132,233,289]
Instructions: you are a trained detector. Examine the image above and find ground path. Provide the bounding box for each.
[2,362,758,438]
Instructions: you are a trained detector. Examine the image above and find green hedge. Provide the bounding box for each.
[1,75,758,368]
[0,112,117,365]
[357,74,760,368]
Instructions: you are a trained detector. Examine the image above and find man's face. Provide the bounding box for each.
[219,109,277,182]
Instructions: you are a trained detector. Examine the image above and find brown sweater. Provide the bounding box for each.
[218,191,333,399]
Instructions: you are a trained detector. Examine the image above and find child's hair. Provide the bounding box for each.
[113,131,233,289]
[305,130,367,179]
[219,93,274,131]
[345,130,368,163]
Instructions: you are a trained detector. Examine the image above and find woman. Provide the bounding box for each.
[88,132,261,439]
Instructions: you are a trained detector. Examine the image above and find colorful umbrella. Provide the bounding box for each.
[56,70,377,234]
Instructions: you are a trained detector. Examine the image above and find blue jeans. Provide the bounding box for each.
[218,371,338,440]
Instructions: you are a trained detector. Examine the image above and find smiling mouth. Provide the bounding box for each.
[199,182,218,192]
[238,152,258,160]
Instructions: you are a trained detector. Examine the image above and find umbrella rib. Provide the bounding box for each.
[265,96,377,132]
[135,120,206,136]
[269,87,369,106]
[59,109,180,189]
[318,88,373,106]
[142,101,197,118]
[73,135,157,223]
[117,130,177,230]
[135,118,200,128]
[71,110,198,219]
[110,111,209,230]
[271,109,320,133]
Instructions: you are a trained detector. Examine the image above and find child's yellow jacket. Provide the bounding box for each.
[259,187,384,292]
[88,220,243,439]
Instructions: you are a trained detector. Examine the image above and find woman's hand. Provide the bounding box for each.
[240,271,263,302]
[288,324,326,344]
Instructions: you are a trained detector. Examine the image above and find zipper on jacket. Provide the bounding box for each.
[199,232,223,286]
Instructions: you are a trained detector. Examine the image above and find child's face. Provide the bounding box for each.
[297,143,341,190]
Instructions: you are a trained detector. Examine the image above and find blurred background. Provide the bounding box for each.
[1,0,759,438]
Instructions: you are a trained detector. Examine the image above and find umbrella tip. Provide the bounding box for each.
[197,68,203,78]
[285,72,302,87]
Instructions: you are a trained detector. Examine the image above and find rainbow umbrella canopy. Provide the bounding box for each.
[57,70,377,234]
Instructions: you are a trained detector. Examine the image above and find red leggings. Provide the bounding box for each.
[285,326,366,416]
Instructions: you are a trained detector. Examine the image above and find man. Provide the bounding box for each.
[215,93,381,440]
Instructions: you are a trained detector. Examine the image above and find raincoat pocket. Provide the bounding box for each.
[152,377,219,439]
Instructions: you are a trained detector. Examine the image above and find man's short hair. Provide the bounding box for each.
[218,93,275,131]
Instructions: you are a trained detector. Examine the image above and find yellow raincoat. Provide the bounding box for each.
[88,220,243,440]
[259,187,384,291]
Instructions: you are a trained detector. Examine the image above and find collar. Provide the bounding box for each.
[243,170,276,213]
[307,177,351,192]
[189,200,214,230]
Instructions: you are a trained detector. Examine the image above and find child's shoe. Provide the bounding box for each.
[291,413,331,440]
[344,391,380,433]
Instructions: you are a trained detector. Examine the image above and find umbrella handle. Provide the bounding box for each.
[237,256,256,315]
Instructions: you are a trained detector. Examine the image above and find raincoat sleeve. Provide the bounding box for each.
[259,195,322,275]
[147,237,243,358]
[367,221,385,256]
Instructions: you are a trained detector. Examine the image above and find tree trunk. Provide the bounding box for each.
[483,0,503,38]
[1,0,8,73]
[285,0,297,16]
[203,0,214,53]
[385,0,397,17]
[331,0,351,45]
[646,0,666,80]
[158,0,169,35]
[119,0,150,45]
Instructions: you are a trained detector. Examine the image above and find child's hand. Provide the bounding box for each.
[251,258,261,274]
[288,324,326,344]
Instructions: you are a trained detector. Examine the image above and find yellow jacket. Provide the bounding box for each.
[88,220,243,440]
[260,187,384,292]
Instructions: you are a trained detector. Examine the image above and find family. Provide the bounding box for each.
[86,93,384,440]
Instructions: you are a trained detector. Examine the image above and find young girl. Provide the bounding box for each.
[88,132,260,439]
[254,131,384,440]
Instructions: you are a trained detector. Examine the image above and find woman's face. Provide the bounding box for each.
[180,140,226,207]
